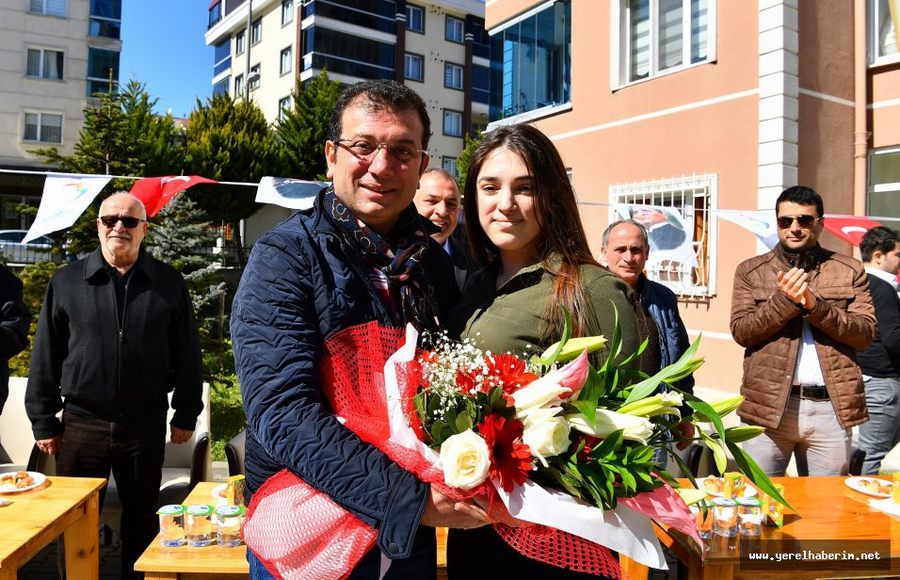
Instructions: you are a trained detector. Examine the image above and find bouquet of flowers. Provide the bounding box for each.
[242,316,788,579]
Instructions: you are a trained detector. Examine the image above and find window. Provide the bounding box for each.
[442,157,458,178]
[235,31,245,56]
[615,0,714,85]
[86,47,119,95]
[30,0,66,17]
[89,0,121,38]
[869,0,899,64]
[444,62,463,90]
[610,173,718,296]
[443,110,463,137]
[445,15,464,43]
[214,40,231,76]
[251,19,262,45]
[406,4,424,33]
[26,49,64,80]
[213,76,230,97]
[282,0,294,25]
[404,53,423,82]
[490,1,571,120]
[868,148,900,228]
[234,74,244,98]
[208,1,222,28]
[23,112,63,144]
[280,46,292,75]
[279,96,291,119]
[249,64,260,90]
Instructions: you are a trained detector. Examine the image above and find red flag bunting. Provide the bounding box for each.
[822,215,884,247]
[130,175,218,217]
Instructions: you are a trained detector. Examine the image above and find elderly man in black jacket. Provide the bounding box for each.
[25,192,203,580]
[0,263,29,415]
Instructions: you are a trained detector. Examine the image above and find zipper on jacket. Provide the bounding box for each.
[115,272,131,403]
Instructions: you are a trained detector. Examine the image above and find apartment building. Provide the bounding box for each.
[484,0,900,394]
[0,0,121,229]
[204,0,489,178]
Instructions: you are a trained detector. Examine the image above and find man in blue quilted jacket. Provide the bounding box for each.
[231,80,492,579]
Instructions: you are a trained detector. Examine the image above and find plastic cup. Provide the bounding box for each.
[690,500,713,540]
[737,497,762,537]
[712,497,738,538]
[215,504,244,547]
[157,504,186,547]
[184,504,214,547]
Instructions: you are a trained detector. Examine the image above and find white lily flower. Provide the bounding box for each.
[568,409,655,445]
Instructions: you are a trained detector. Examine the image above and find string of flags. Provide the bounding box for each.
[5,169,895,252]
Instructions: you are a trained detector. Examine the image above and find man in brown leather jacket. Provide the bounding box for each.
[731,186,876,476]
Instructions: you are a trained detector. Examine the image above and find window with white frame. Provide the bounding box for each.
[443,110,463,137]
[406,4,424,33]
[282,0,294,26]
[404,53,423,82]
[26,48,64,80]
[249,64,260,90]
[23,112,63,144]
[442,157,458,178]
[869,148,900,228]
[445,15,464,43]
[614,0,715,86]
[235,31,245,55]
[444,62,463,90]
[869,0,899,65]
[278,96,291,119]
[30,0,66,16]
[610,173,717,296]
[280,46,292,75]
[251,19,262,45]
[234,74,244,97]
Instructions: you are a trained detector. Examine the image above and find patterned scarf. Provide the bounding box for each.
[323,186,441,332]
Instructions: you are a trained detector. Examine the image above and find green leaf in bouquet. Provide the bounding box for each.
[454,409,473,433]
[569,399,598,424]
[667,450,700,488]
[426,392,443,415]
[591,428,624,461]
[615,337,649,368]
[699,430,728,474]
[725,440,795,512]
[629,443,655,465]
[618,465,637,492]
[622,338,703,406]
[539,306,573,368]
[686,398,728,443]
[430,420,448,445]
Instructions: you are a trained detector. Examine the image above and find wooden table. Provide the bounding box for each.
[0,475,105,580]
[135,482,249,579]
[621,476,900,579]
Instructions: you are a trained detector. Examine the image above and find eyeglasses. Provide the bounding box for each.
[777,215,819,229]
[99,215,145,228]
[334,139,426,164]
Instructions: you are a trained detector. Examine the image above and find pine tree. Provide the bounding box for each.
[183,94,276,267]
[273,70,341,181]
[456,131,483,196]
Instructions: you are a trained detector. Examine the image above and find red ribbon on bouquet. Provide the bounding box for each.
[243,322,620,579]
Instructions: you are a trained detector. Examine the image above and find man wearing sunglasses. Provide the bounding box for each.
[731,185,875,477]
[25,192,203,579]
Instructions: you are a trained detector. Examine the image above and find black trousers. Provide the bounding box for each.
[447,527,617,580]
[56,410,167,580]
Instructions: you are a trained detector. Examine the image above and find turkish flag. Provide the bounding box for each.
[130,175,218,217]
[822,214,884,247]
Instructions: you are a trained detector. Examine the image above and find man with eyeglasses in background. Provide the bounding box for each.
[731,185,875,476]
[26,192,203,579]
[231,79,492,580]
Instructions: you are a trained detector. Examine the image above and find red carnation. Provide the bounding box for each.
[576,434,602,461]
[479,414,532,492]
[455,368,479,394]
[482,353,538,395]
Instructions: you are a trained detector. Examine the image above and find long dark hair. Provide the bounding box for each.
[463,123,599,339]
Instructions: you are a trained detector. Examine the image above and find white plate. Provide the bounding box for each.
[701,475,757,498]
[845,476,892,498]
[211,483,227,501]
[0,471,46,493]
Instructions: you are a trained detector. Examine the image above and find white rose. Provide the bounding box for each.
[522,408,571,465]
[440,430,491,490]
[568,409,655,445]
[512,376,571,418]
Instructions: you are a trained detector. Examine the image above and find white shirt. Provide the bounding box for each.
[793,319,826,387]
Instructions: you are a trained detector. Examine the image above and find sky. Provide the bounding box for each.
[120,1,213,119]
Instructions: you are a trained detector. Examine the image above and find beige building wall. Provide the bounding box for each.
[485,0,899,394]
[0,1,95,168]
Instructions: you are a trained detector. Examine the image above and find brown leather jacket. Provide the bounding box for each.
[730,244,876,429]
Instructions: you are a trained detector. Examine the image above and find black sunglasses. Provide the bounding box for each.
[777,215,819,229]
[99,215,144,228]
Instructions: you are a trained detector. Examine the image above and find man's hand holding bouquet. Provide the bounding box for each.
[242,311,788,579]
